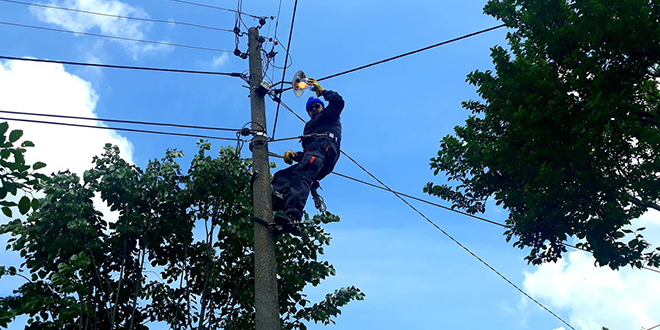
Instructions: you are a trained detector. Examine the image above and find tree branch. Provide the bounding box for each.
[629,196,660,212]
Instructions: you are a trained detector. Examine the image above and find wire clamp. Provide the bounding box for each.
[249,134,267,150]
[255,80,271,96]
[240,128,252,136]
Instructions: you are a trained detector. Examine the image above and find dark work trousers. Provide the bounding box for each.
[272,142,339,220]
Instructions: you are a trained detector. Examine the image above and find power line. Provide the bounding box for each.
[646,323,660,330]
[0,116,245,142]
[0,110,242,132]
[0,0,234,32]
[0,21,232,53]
[277,24,506,92]
[0,55,245,77]
[329,172,508,228]
[268,94,304,121]
[316,24,506,82]
[272,0,284,44]
[334,169,660,275]
[338,151,576,330]
[268,99,575,329]
[164,0,263,19]
[330,166,660,275]
[271,0,298,140]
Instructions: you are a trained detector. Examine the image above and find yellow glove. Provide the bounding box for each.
[283,150,297,165]
[307,78,324,97]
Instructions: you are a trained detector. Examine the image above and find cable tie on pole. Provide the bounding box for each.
[250,131,267,150]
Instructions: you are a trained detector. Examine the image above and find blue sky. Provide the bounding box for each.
[1,0,659,329]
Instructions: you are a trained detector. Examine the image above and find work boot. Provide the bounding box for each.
[273,211,302,236]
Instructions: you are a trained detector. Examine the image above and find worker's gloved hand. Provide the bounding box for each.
[307,78,324,97]
[283,150,297,165]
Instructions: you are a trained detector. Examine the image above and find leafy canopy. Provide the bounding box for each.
[426,0,660,269]
[1,142,363,329]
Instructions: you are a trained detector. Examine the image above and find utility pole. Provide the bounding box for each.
[247,26,280,330]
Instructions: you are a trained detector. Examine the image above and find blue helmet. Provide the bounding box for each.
[306,97,324,111]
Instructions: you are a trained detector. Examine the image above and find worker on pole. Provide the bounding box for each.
[272,78,344,235]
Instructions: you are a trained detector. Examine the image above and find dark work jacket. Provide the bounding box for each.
[300,89,344,153]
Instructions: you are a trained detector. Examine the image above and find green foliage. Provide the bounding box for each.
[1,141,362,329]
[427,0,660,269]
[0,121,47,218]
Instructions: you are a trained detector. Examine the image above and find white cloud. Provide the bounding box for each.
[0,58,134,222]
[522,211,660,330]
[30,0,169,57]
[211,53,229,68]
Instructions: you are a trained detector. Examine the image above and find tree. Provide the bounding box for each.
[0,142,363,329]
[426,0,660,269]
[0,122,47,327]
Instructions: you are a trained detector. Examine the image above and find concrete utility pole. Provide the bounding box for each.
[247,26,280,330]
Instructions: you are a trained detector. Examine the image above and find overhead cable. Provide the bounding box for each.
[329,172,508,228]
[0,21,232,52]
[0,0,233,32]
[0,110,242,132]
[337,151,576,330]
[268,99,574,329]
[0,116,245,142]
[278,24,506,92]
[271,0,284,44]
[165,0,263,19]
[333,170,660,275]
[0,55,245,77]
[267,94,304,121]
[271,0,298,140]
[317,24,506,82]
[646,323,660,330]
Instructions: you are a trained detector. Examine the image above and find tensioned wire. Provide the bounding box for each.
[0,0,234,32]
[164,0,263,19]
[276,24,506,93]
[0,56,245,77]
[270,0,299,140]
[0,110,243,132]
[0,21,232,52]
[0,116,246,142]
